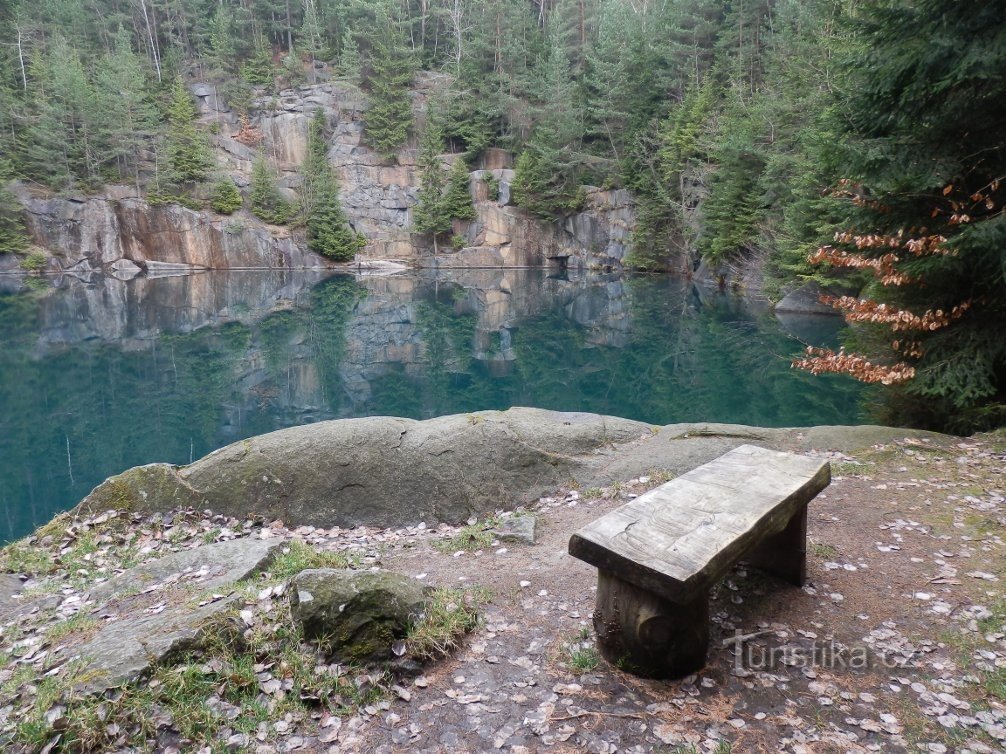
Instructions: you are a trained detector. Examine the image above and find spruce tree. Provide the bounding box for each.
[363,9,415,158]
[249,155,293,224]
[165,76,214,186]
[208,6,238,74]
[301,110,362,260]
[338,29,362,84]
[242,36,277,86]
[412,121,451,252]
[443,157,476,222]
[307,177,364,261]
[210,176,242,214]
[96,28,156,194]
[796,0,1006,432]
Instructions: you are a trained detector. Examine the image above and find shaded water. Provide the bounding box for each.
[0,269,863,541]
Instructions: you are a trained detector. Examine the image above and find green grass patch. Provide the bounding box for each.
[433,516,500,554]
[0,539,55,575]
[406,586,490,660]
[810,542,838,559]
[568,646,600,672]
[45,613,101,643]
[266,540,352,580]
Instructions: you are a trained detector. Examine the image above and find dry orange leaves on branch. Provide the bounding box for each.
[793,347,916,385]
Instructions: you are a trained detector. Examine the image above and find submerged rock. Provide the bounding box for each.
[289,568,429,663]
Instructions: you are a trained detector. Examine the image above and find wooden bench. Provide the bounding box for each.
[568,444,830,678]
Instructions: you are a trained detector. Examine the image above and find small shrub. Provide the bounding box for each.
[210,177,243,214]
[18,251,46,272]
[484,173,500,202]
[450,234,467,251]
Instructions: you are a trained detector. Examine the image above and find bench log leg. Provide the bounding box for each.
[746,504,807,586]
[592,570,709,679]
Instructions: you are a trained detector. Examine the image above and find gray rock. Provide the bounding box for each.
[492,514,537,545]
[86,536,282,605]
[18,190,332,271]
[175,408,649,528]
[289,568,428,663]
[0,574,24,605]
[75,462,204,518]
[69,594,242,693]
[60,537,284,693]
[74,410,942,531]
[775,282,844,315]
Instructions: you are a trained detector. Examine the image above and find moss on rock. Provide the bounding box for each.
[289,569,430,664]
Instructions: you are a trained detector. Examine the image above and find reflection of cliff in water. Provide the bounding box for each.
[337,269,632,410]
[0,269,862,542]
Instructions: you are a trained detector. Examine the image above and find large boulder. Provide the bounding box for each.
[289,568,429,663]
[158,408,647,527]
[73,409,942,530]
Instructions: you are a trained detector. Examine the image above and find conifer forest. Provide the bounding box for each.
[0,0,1004,433]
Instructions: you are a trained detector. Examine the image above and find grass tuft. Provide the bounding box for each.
[433,516,500,554]
[406,586,490,660]
[266,540,352,580]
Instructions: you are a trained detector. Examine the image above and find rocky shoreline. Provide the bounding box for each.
[4,412,1002,753]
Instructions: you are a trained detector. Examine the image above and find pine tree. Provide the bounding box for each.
[443,157,476,222]
[210,176,242,214]
[165,76,214,186]
[249,154,293,224]
[795,0,1006,432]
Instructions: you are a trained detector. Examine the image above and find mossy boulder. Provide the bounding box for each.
[289,569,429,664]
[75,463,204,515]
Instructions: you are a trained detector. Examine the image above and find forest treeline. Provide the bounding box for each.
[0,0,1003,432]
[0,0,854,276]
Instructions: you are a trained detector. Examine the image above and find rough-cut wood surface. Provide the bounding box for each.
[593,570,709,679]
[569,444,830,604]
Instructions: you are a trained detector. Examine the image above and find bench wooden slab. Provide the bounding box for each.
[568,444,830,678]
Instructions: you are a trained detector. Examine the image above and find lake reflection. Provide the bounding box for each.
[0,269,863,541]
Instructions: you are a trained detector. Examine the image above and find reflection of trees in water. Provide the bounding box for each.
[0,271,863,542]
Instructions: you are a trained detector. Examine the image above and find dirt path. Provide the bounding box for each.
[336,433,1006,754]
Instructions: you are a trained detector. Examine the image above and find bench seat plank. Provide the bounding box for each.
[569,444,830,604]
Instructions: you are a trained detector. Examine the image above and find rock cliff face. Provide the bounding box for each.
[17,191,331,274]
[14,76,636,271]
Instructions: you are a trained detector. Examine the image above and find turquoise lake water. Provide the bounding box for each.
[0,268,864,542]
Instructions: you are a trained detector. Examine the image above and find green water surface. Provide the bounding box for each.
[0,268,863,541]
